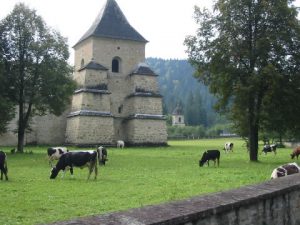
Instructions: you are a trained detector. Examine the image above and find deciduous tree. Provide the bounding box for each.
[0,3,76,152]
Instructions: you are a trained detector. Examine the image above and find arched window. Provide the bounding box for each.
[81,59,84,68]
[112,57,121,73]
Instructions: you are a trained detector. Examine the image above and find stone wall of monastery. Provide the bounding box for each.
[124,97,163,116]
[92,38,146,76]
[71,93,111,112]
[74,70,108,87]
[107,74,131,117]
[129,74,158,93]
[125,119,167,145]
[0,110,68,146]
[65,116,114,146]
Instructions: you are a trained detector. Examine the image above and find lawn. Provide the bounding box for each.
[0,138,294,225]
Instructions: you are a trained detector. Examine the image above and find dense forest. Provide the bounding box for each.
[146,58,228,132]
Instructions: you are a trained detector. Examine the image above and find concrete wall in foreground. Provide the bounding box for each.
[47,173,300,225]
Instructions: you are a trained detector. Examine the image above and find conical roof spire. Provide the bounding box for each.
[74,0,147,47]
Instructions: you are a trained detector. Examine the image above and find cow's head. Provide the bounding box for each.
[199,152,207,167]
[199,160,206,167]
[97,146,108,165]
[50,167,59,179]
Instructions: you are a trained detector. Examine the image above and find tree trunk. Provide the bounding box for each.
[248,97,259,161]
[17,125,25,153]
[249,123,259,161]
[17,104,25,153]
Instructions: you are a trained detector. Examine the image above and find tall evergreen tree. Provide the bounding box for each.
[0,4,76,152]
[185,0,300,161]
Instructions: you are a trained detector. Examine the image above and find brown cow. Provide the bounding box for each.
[291,146,300,159]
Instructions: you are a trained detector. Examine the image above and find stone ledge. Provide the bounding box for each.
[67,110,113,118]
[45,173,300,225]
[74,88,111,95]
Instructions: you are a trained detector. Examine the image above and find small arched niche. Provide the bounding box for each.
[112,57,121,73]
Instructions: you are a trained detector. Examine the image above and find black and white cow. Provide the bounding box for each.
[262,144,277,155]
[199,150,220,167]
[223,142,234,153]
[47,147,68,167]
[0,151,8,181]
[50,150,99,180]
[270,162,300,179]
[97,146,108,165]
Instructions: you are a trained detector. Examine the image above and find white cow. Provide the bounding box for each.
[117,140,125,149]
[224,142,234,153]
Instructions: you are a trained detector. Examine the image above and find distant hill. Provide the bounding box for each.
[146,57,222,127]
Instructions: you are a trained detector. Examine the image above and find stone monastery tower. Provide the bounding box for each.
[65,0,167,146]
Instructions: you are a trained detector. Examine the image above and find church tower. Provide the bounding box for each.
[65,0,167,146]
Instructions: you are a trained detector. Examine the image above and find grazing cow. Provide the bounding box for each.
[262,144,277,155]
[97,146,108,165]
[199,150,220,167]
[270,162,300,179]
[50,150,99,180]
[223,142,234,153]
[117,140,125,149]
[0,151,8,181]
[291,146,300,159]
[47,147,68,167]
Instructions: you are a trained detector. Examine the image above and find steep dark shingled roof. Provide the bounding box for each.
[78,60,108,72]
[130,63,158,76]
[75,0,148,47]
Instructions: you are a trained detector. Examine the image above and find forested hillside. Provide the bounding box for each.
[146,58,226,128]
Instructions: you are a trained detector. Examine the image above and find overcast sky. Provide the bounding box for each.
[1,0,300,63]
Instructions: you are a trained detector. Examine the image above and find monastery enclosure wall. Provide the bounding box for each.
[48,173,300,225]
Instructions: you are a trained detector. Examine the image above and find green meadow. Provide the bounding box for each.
[0,138,295,225]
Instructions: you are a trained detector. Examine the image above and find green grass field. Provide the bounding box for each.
[0,138,295,225]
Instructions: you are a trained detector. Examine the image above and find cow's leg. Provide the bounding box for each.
[87,161,97,180]
[61,166,67,178]
[70,167,74,178]
[217,158,219,167]
[0,169,3,180]
[4,162,7,180]
[87,164,93,180]
[4,168,8,180]
[94,162,98,180]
